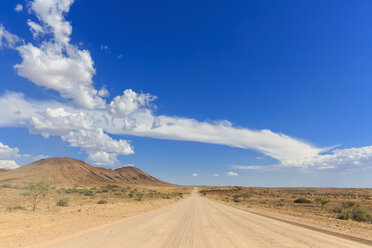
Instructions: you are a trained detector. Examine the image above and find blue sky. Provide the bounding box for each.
[0,0,372,187]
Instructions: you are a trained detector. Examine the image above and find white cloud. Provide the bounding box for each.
[232,145,372,171]
[1,0,372,171]
[0,142,22,160]
[29,107,134,166]
[109,89,156,117]
[15,42,106,109]
[227,171,238,176]
[0,160,20,169]
[0,25,21,48]
[30,0,74,44]
[15,4,23,12]
[192,173,198,177]
[213,173,219,176]
[0,141,47,168]
[27,19,44,38]
[86,151,120,167]
[32,154,49,161]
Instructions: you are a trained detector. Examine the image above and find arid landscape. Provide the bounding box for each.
[0,158,190,247]
[0,158,371,247]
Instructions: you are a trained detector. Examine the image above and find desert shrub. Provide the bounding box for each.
[101,188,109,193]
[128,190,135,198]
[200,190,207,196]
[2,183,13,188]
[240,192,251,202]
[7,205,26,211]
[294,198,311,204]
[56,197,69,207]
[233,195,241,203]
[173,192,183,198]
[338,208,353,220]
[341,201,356,209]
[338,204,372,223]
[135,192,144,201]
[350,205,372,222]
[65,188,79,194]
[81,189,94,196]
[97,199,108,204]
[315,198,330,209]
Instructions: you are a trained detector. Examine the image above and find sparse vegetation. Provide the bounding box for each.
[315,198,330,209]
[233,195,241,203]
[240,192,251,202]
[56,197,69,207]
[97,199,108,204]
[26,179,54,211]
[338,203,372,223]
[2,183,13,188]
[294,198,311,204]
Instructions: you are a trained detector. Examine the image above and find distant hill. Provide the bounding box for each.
[0,157,170,187]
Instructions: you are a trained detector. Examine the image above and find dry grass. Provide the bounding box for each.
[199,186,372,240]
[0,184,191,248]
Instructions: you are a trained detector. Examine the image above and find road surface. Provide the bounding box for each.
[45,190,371,248]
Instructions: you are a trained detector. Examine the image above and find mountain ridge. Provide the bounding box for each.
[0,157,170,187]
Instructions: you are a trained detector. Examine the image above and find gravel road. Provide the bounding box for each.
[44,190,371,248]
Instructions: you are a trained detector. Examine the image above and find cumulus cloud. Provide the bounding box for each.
[29,107,134,166]
[227,171,238,176]
[109,89,156,117]
[30,0,74,44]
[0,160,20,169]
[213,173,219,176]
[86,151,120,167]
[15,42,106,109]
[0,141,47,169]
[15,4,23,12]
[192,173,198,177]
[0,142,22,160]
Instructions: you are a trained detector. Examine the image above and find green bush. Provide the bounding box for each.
[101,188,109,193]
[338,208,353,220]
[338,204,372,223]
[294,198,311,203]
[341,201,356,209]
[351,205,372,222]
[56,197,69,207]
[233,195,241,203]
[82,189,94,196]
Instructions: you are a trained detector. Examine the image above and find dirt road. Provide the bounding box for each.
[42,190,371,248]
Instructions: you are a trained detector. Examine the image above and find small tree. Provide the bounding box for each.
[240,192,251,202]
[26,179,54,211]
[232,194,241,202]
[315,198,330,209]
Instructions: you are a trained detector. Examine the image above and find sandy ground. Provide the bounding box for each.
[35,189,372,248]
[1,199,181,248]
